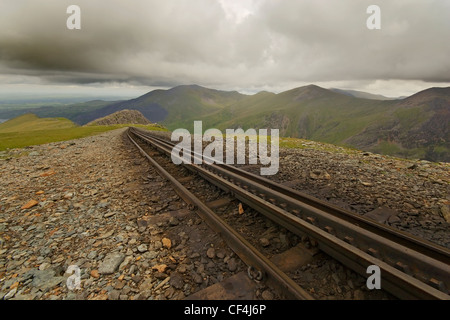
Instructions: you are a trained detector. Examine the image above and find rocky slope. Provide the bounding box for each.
[86,109,151,126]
[0,129,448,300]
[0,129,247,300]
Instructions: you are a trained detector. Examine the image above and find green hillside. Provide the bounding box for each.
[201,85,397,140]
[0,114,167,151]
[1,85,447,162]
[0,100,118,123]
[74,85,247,126]
[0,113,76,133]
[200,85,449,162]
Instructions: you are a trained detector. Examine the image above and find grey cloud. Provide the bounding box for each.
[0,0,449,92]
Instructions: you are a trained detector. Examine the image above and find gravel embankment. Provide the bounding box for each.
[0,129,247,300]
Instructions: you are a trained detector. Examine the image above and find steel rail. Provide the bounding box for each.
[129,127,450,300]
[127,129,314,300]
[134,128,450,260]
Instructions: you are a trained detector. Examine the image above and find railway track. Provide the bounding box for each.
[127,127,450,300]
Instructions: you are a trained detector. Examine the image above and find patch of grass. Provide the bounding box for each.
[0,117,167,151]
[279,137,308,149]
[0,114,76,133]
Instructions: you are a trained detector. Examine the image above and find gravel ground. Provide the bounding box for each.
[1,128,448,300]
[270,141,450,248]
[156,130,450,247]
[0,129,249,300]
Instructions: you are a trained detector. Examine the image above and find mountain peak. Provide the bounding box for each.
[283,84,335,101]
[86,109,152,126]
[399,86,450,107]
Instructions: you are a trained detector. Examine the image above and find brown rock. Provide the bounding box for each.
[152,264,167,273]
[10,282,19,290]
[91,294,108,300]
[440,205,450,223]
[238,203,244,215]
[21,200,38,210]
[40,169,56,177]
[162,238,172,249]
[206,247,216,259]
[91,270,100,278]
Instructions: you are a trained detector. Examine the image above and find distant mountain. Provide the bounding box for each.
[330,88,399,100]
[73,85,246,127]
[345,87,450,161]
[86,109,152,126]
[0,113,76,133]
[70,83,448,161]
[0,100,120,122]
[200,85,450,162]
[6,84,446,162]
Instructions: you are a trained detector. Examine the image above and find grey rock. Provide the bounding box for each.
[104,211,116,218]
[87,251,97,260]
[108,290,121,300]
[137,244,148,253]
[98,253,125,275]
[4,288,17,300]
[31,269,63,292]
[143,251,158,259]
[140,279,154,291]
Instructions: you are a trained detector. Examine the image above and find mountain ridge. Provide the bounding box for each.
[86,109,152,126]
[78,84,450,162]
[1,84,448,162]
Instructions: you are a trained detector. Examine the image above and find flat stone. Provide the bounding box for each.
[140,279,154,291]
[98,253,125,275]
[364,206,397,224]
[31,269,63,292]
[108,290,121,300]
[185,272,256,300]
[4,288,17,300]
[169,272,184,289]
[270,244,318,273]
[21,200,39,210]
[104,212,116,218]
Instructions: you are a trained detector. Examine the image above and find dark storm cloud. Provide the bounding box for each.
[0,0,449,91]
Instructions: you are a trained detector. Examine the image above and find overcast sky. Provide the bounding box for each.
[0,0,449,99]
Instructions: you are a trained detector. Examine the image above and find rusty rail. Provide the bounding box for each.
[129,127,450,300]
[127,129,314,300]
